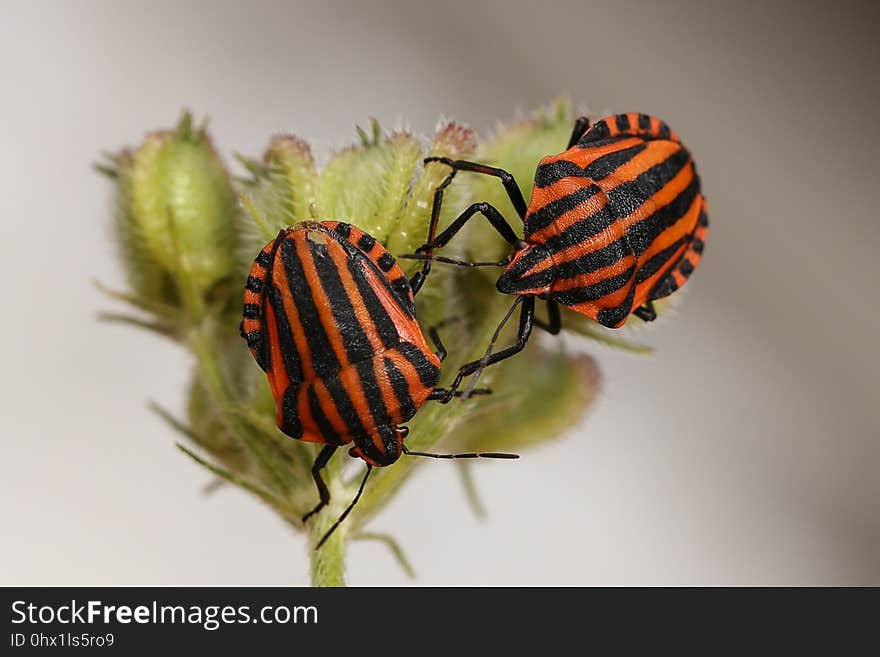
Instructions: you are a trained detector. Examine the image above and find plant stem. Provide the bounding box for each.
[309,456,346,586]
[190,321,343,585]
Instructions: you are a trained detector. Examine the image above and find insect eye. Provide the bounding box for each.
[513,240,528,251]
[398,426,409,439]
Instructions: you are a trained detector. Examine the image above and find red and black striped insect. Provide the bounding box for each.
[241,221,516,547]
[408,112,707,385]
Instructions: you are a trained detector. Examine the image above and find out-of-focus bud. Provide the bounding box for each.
[186,371,252,476]
[449,348,600,453]
[263,135,317,222]
[106,112,239,310]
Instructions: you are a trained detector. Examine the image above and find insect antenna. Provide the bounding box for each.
[402,446,518,460]
[399,253,511,268]
[316,465,373,549]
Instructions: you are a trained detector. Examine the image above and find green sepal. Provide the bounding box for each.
[447,344,600,453]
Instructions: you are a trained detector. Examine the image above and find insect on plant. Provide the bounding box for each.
[406,112,708,388]
[240,221,518,548]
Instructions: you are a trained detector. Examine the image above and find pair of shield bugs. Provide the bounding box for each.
[241,113,707,547]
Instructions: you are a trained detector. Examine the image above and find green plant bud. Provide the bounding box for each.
[387,121,477,256]
[104,148,177,307]
[464,99,573,263]
[113,112,240,308]
[264,135,318,220]
[448,347,600,453]
[239,135,318,251]
[316,119,422,242]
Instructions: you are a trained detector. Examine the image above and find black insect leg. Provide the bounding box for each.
[633,301,657,322]
[423,157,528,220]
[410,200,520,295]
[533,300,562,335]
[410,156,525,295]
[426,202,521,252]
[316,465,372,549]
[433,296,536,403]
[427,324,447,362]
[302,445,338,523]
[426,321,491,400]
[459,296,536,377]
[567,116,591,149]
[409,165,458,295]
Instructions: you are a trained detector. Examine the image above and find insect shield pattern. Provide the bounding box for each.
[241,221,517,547]
[407,112,707,385]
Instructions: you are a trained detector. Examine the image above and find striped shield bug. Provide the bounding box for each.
[407,112,707,387]
[241,221,516,547]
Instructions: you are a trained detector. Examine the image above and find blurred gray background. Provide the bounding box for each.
[2,0,877,585]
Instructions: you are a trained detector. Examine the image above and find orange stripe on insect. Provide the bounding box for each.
[527,188,612,244]
[372,356,403,425]
[263,300,291,413]
[599,141,683,194]
[551,253,636,293]
[313,378,351,439]
[620,161,695,231]
[564,136,645,167]
[636,194,701,268]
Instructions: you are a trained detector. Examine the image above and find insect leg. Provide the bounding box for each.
[533,300,562,335]
[409,164,458,295]
[302,445,338,523]
[410,199,519,294]
[633,301,657,322]
[427,388,491,400]
[459,296,535,377]
[567,116,591,149]
[401,253,511,269]
[316,465,372,549]
[434,297,535,402]
[424,157,528,220]
[423,202,520,252]
[426,321,491,399]
[427,324,447,362]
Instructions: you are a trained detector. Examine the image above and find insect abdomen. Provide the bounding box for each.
[285,345,440,444]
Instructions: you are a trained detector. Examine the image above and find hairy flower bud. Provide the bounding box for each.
[108,112,239,310]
